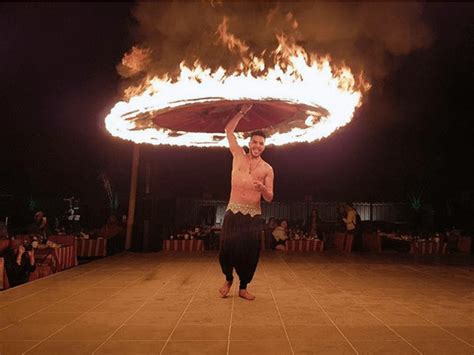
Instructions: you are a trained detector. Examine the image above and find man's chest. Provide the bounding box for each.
[232,162,265,181]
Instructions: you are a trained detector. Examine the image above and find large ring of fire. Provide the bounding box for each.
[105,48,369,147]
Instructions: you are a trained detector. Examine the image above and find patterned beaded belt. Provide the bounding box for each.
[226,202,262,217]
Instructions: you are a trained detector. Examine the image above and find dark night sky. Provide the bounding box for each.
[1,2,473,209]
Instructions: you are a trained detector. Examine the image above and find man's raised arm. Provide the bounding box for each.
[225,104,253,156]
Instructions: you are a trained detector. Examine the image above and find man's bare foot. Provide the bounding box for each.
[238,289,256,301]
[219,281,232,297]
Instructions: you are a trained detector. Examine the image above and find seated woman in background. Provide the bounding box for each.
[2,243,36,287]
[272,219,288,251]
[29,211,50,242]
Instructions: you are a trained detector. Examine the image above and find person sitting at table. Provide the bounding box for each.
[99,215,124,255]
[272,219,288,251]
[29,211,50,241]
[1,243,36,287]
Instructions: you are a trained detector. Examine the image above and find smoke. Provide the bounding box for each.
[118,2,433,88]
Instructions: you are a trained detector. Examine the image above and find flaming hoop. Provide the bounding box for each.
[105,37,370,147]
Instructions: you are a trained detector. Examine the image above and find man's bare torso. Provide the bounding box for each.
[229,153,270,206]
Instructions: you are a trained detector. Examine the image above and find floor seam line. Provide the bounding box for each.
[91,259,195,355]
[300,254,425,354]
[262,262,295,355]
[21,262,168,355]
[226,281,236,355]
[159,263,212,355]
[283,253,360,355]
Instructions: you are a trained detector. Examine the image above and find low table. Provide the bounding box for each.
[285,239,324,252]
[76,238,107,257]
[35,245,78,271]
[28,264,53,282]
[410,241,447,255]
[380,235,412,253]
[162,239,204,251]
[48,235,76,246]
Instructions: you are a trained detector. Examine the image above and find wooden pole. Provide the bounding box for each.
[125,144,140,250]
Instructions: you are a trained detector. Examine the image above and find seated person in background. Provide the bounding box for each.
[99,215,125,254]
[30,211,49,241]
[2,243,36,287]
[272,219,288,251]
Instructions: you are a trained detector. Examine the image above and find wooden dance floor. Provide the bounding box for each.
[0,252,473,354]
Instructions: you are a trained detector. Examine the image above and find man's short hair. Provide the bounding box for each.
[250,130,266,139]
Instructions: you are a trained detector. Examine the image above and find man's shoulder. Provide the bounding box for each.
[262,159,273,171]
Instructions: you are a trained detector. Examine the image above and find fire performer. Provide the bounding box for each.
[219,104,274,301]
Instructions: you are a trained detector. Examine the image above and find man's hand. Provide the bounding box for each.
[256,168,274,203]
[240,103,253,116]
[253,180,266,192]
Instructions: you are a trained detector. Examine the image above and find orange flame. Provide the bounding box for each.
[105,26,370,147]
[119,46,152,77]
[217,16,249,57]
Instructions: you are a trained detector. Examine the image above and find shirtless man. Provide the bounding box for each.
[219,104,274,301]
